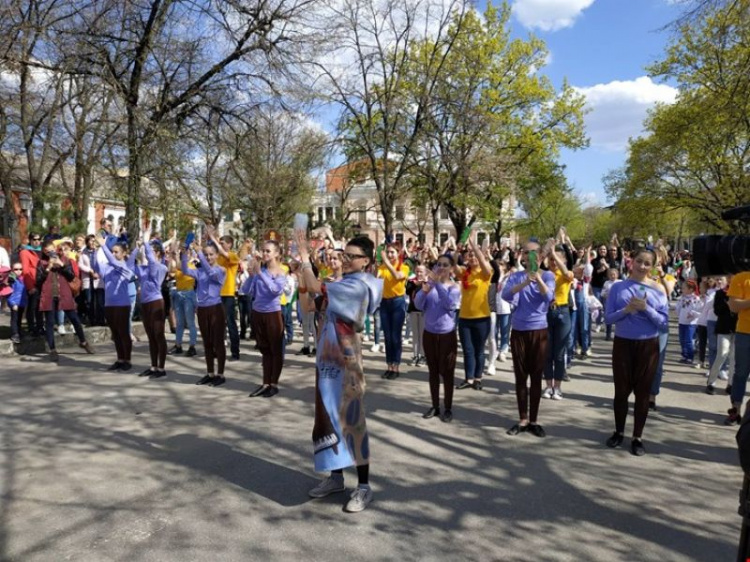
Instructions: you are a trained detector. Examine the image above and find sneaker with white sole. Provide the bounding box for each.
[719,371,729,381]
[308,476,345,498]
[370,343,381,353]
[487,365,496,376]
[552,389,564,400]
[499,352,507,362]
[57,325,66,335]
[542,387,554,399]
[344,486,373,513]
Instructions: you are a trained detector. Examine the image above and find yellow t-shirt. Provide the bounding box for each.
[174,265,196,291]
[378,264,410,299]
[217,252,240,297]
[553,269,574,306]
[459,267,492,319]
[728,272,750,334]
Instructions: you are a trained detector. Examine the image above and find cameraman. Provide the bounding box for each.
[725,271,750,425]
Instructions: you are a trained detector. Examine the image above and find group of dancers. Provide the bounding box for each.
[10,223,750,514]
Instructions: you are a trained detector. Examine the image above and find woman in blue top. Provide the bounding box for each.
[604,248,669,456]
[295,230,383,514]
[414,255,461,422]
[181,243,227,386]
[136,230,169,379]
[94,233,137,372]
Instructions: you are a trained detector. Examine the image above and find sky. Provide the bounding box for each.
[509,0,683,206]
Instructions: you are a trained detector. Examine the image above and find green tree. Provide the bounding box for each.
[612,0,750,234]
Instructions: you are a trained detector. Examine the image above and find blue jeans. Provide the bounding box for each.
[573,291,590,352]
[45,302,86,350]
[545,306,572,381]
[282,303,293,344]
[706,320,722,370]
[730,332,750,406]
[678,323,696,361]
[380,296,406,365]
[497,313,510,352]
[567,308,577,366]
[458,316,492,380]
[172,289,197,346]
[650,328,669,396]
[222,296,240,357]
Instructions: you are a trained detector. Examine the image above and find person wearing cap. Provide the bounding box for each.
[135,230,169,378]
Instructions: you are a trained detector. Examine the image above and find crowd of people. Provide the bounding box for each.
[1,220,749,514]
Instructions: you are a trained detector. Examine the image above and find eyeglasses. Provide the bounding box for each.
[32,237,41,241]
[436,263,452,268]
[12,267,22,271]
[342,252,366,261]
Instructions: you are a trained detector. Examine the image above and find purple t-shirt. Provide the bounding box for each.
[414,281,461,334]
[181,252,225,308]
[95,244,136,307]
[137,242,168,305]
[243,268,286,313]
[604,279,669,340]
[501,270,555,331]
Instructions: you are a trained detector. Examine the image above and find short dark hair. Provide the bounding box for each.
[220,235,234,246]
[347,236,375,263]
[438,253,455,265]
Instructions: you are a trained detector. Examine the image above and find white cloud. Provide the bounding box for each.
[513,0,596,31]
[574,76,678,152]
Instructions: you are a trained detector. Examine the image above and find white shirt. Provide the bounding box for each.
[0,246,9,269]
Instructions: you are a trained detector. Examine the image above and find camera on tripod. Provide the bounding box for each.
[693,205,750,277]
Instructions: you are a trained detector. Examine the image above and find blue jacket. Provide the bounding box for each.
[8,277,27,308]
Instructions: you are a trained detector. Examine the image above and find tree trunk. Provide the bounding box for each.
[126,109,141,241]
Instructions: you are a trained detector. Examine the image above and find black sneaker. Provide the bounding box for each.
[705,385,716,395]
[261,386,279,397]
[167,345,183,356]
[196,375,213,385]
[725,408,741,426]
[10,335,20,344]
[440,409,453,423]
[606,432,624,448]
[186,346,197,357]
[630,439,646,456]
[118,362,132,372]
[456,381,473,390]
[386,371,400,380]
[149,370,167,379]
[229,354,240,362]
[209,376,226,387]
[249,384,268,397]
[296,346,311,356]
[527,424,546,438]
[138,368,153,377]
[473,380,483,391]
[107,361,122,371]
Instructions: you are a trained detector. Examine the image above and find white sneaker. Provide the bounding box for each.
[583,349,592,358]
[362,335,370,342]
[487,365,496,376]
[595,325,602,333]
[308,476,345,498]
[719,371,729,381]
[370,343,380,353]
[542,387,554,399]
[499,352,507,362]
[552,389,564,400]
[344,486,373,513]
[57,325,66,335]
[694,362,703,370]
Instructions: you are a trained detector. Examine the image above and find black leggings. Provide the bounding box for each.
[423,330,457,410]
[333,465,369,485]
[612,337,659,438]
[696,325,707,364]
[252,310,285,385]
[141,299,167,369]
[45,303,86,350]
[105,306,132,361]
[197,303,227,375]
[510,329,548,423]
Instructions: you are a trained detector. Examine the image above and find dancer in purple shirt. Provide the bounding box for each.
[95,233,137,372]
[414,254,461,422]
[604,248,669,456]
[136,230,169,379]
[181,243,227,386]
[501,240,555,438]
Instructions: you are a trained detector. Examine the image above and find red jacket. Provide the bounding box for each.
[37,255,77,312]
[20,247,40,292]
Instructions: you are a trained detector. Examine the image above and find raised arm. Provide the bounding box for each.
[467,233,492,277]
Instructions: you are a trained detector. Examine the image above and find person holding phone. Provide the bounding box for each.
[501,240,556,437]
[377,244,410,380]
[456,232,493,391]
[603,248,669,456]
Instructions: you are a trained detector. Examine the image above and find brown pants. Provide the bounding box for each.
[141,299,167,369]
[197,303,227,375]
[252,310,285,385]
[423,330,457,410]
[612,336,659,438]
[105,306,132,362]
[510,329,548,423]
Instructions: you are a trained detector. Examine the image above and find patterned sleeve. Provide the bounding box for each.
[325,276,368,327]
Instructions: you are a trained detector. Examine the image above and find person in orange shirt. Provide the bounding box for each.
[208,226,241,361]
[377,244,410,380]
[724,270,750,425]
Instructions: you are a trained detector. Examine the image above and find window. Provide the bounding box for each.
[357,209,367,226]
[439,233,449,245]
[439,206,449,220]
[395,205,405,220]
[416,206,427,221]
[326,206,334,220]
[395,232,404,245]
[317,207,324,224]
